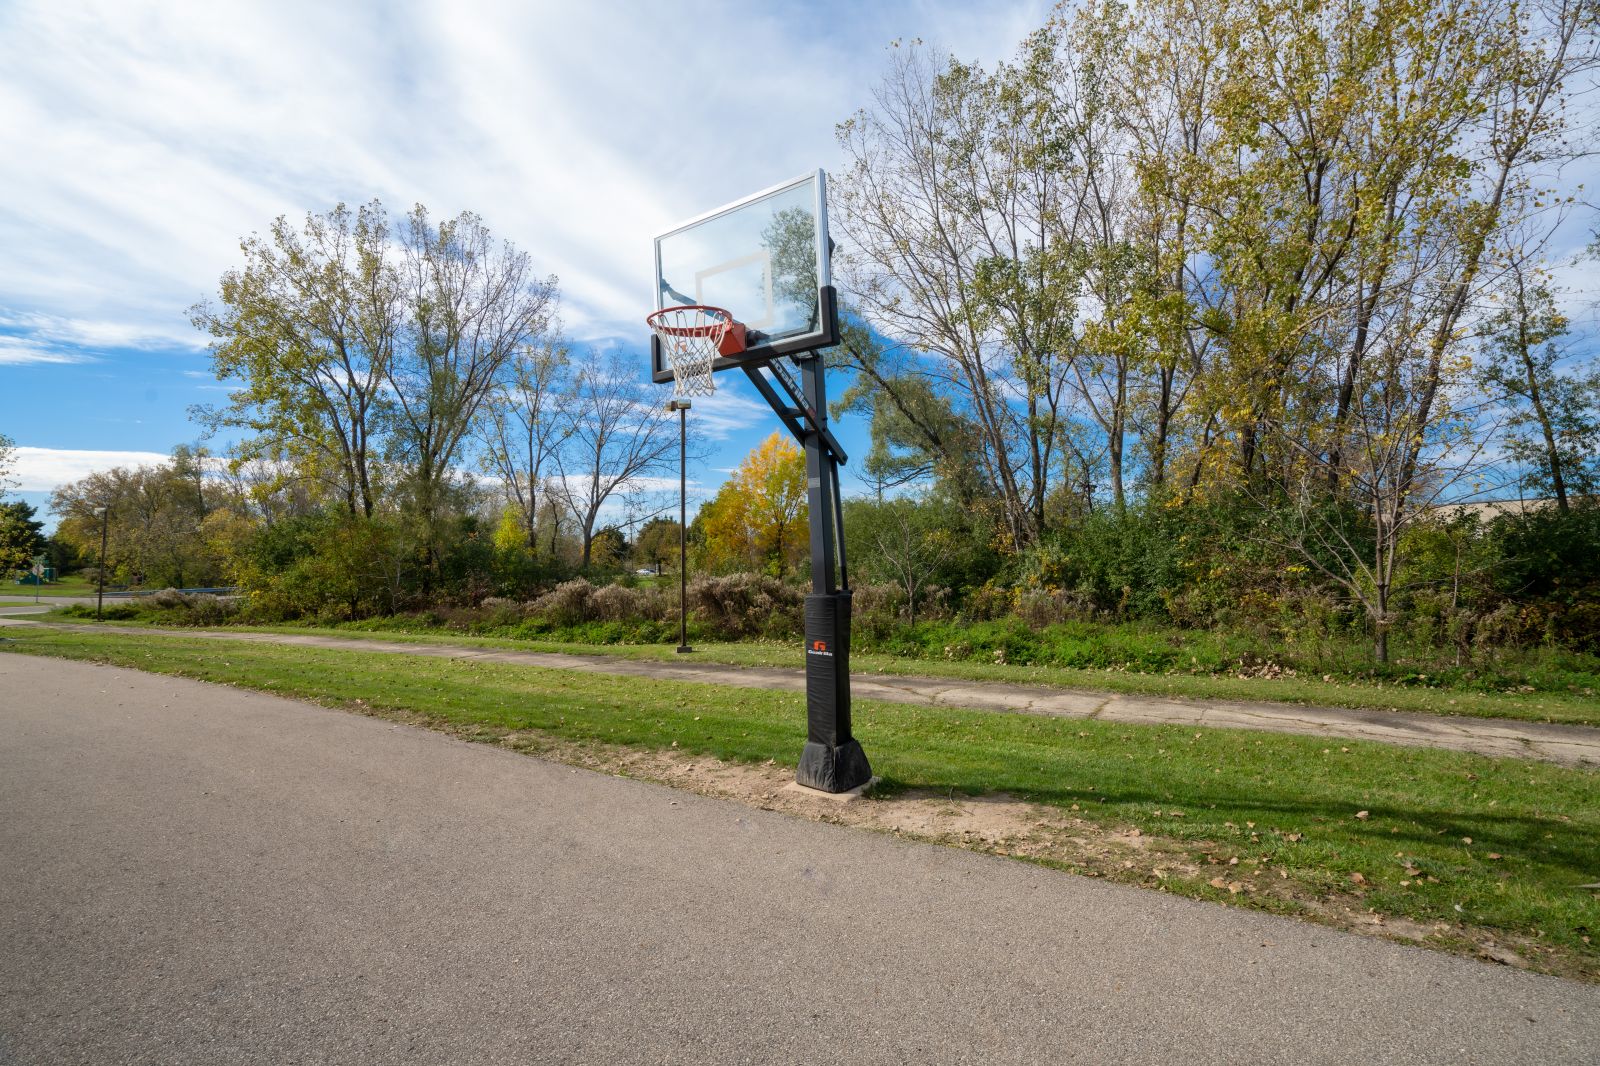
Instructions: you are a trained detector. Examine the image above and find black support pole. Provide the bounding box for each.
[793,351,872,793]
[671,399,692,654]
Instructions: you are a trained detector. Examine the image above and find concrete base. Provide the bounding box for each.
[781,776,881,804]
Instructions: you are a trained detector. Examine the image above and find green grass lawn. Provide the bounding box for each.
[38,608,1600,727]
[9,573,98,596]
[5,625,1597,979]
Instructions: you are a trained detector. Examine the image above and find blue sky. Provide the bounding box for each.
[0,0,1053,525]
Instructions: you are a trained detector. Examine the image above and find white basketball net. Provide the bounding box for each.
[649,306,730,398]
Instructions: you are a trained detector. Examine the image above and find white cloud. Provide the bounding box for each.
[8,447,172,492]
[683,383,774,439]
[0,337,94,366]
[0,0,1050,352]
[0,310,206,351]
[0,309,208,372]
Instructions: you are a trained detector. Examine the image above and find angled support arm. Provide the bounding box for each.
[741,357,849,466]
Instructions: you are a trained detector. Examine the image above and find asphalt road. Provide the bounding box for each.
[1,654,1596,1065]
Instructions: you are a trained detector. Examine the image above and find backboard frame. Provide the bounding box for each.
[650,169,837,384]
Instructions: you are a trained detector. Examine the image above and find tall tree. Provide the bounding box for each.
[553,350,676,567]
[192,199,558,532]
[0,501,45,576]
[1480,255,1600,509]
[834,42,1083,548]
[479,336,575,552]
[698,432,809,574]
[387,205,558,567]
[192,202,400,517]
[0,432,16,497]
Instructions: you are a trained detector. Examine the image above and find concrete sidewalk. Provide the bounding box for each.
[2,653,1595,1065]
[4,611,1598,767]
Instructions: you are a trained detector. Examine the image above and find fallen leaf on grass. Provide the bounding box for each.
[1355,810,1370,821]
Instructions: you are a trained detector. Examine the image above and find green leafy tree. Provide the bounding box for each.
[0,501,45,576]
[386,205,558,581]
[232,510,410,620]
[587,526,626,569]
[633,517,681,572]
[844,496,959,622]
[191,202,399,517]
[1480,259,1600,510]
[50,453,234,589]
[0,432,15,497]
[193,200,557,539]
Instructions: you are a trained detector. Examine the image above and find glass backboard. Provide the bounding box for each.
[651,170,835,383]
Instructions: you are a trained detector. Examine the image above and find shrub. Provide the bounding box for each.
[687,573,803,639]
[530,579,597,627]
[1486,505,1600,650]
[1014,587,1096,627]
[962,581,1014,622]
[182,594,239,627]
[850,583,905,641]
[62,602,140,621]
[919,585,953,622]
[590,583,647,623]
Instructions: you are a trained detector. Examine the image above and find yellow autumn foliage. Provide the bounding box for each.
[698,432,808,575]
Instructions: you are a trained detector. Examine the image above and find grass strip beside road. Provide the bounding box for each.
[36,611,1600,727]
[9,575,97,596]
[5,626,1597,979]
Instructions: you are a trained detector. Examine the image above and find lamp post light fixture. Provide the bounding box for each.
[94,506,108,621]
[666,397,692,654]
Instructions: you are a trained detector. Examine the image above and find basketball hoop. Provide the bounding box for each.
[646,305,745,397]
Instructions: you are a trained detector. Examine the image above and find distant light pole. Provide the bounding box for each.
[94,506,109,621]
[667,398,692,654]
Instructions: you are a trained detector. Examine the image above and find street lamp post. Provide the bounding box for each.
[667,398,692,654]
[94,506,108,621]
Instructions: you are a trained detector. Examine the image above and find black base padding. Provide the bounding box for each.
[795,738,873,793]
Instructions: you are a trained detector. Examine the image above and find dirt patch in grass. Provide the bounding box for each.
[373,703,1595,983]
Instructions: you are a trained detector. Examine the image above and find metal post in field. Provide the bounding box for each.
[94,506,108,621]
